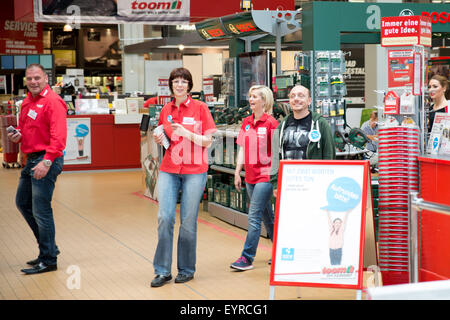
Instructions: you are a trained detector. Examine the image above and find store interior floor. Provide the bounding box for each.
[0,155,372,300]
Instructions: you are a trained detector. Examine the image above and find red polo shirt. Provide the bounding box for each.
[17,85,67,162]
[158,96,216,174]
[237,113,279,184]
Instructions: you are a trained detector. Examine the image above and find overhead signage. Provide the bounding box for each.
[195,19,229,40]
[196,11,265,41]
[0,20,43,54]
[221,12,261,37]
[380,15,431,47]
[33,0,190,24]
[421,11,450,25]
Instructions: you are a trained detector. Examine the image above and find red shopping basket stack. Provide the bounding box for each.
[377,125,420,285]
[0,114,20,168]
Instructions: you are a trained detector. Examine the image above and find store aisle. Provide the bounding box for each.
[0,162,363,300]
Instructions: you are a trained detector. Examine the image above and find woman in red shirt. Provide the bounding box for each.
[231,85,279,271]
[151,68,216,287]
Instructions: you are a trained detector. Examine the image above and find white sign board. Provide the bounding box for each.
[270,160,376,290]
[64,118,92,165]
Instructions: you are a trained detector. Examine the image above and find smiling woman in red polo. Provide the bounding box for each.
[151,67,216,288]
[231,85,278,271]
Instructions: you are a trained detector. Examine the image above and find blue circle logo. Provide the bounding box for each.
[321,177,362,212]
[75,124,89,137]
[245,124,250,131]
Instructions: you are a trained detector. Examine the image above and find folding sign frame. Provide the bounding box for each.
[269,160,378,299]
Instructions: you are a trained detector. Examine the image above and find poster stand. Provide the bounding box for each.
[269,160,378,300]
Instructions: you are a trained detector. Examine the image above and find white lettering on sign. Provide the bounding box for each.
[366,5,381,30]
[3,20,38,38]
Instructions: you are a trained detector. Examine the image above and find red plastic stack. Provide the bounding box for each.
[377,126,420,285]
[0,115,20,166]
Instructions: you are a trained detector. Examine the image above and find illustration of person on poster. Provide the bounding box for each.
[321,177,362,267]
[74,123,89,159]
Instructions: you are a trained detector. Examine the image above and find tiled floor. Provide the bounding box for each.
[0,160,368,300]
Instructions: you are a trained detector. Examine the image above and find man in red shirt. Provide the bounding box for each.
[8,63,67,275]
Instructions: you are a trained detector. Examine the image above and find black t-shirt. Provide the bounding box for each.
[428,103,448,132]
[282,112,312,160]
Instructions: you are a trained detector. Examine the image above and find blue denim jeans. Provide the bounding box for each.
[153,171,207,277]
[241,182,274,263]
[16,155,63,266]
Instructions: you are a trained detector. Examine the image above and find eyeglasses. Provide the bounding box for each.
[172,79,189,86]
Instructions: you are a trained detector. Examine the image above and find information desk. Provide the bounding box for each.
[64,114,141,171]
[418,155,450,282]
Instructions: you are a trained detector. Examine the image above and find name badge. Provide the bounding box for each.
[308,129,321,142]
[257,127,267,135]
[182,117,195,125]
[27,109,37,120]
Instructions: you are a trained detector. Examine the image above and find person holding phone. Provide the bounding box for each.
[150,68,216,287]
[7,63,66,275]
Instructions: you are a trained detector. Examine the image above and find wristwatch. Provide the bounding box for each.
[43,159,52,167]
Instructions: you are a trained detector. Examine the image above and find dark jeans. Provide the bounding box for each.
[16,155,63,265]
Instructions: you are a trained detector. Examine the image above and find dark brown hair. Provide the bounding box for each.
[430,74,449,99]
[168,67,193,94]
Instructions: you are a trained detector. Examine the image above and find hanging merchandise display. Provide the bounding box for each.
[294,50,347,138]
[384,90,400,115]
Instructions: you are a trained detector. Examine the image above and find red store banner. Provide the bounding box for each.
[380,15,431,47]
[0,19,43,54]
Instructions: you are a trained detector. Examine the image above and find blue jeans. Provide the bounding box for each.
[16,155,64,266]
[241,182,274,263]
[153,171,207,277]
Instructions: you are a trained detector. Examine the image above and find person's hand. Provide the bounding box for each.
[170,123,190,139]
[32,161,50,180]
[273,188,277,197]
[234,173,242,192]
[153,131,165,145]
[7,131,21,143]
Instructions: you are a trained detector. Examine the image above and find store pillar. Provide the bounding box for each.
[121,24,145,93]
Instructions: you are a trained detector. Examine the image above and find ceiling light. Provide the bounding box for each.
[63,24,72,32]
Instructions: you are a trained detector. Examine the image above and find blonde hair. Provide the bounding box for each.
[248,85,274,114]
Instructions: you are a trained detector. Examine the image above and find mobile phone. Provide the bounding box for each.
[6,125,18,135]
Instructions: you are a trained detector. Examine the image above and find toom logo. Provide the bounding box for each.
[421,11,450,24]
[322,265,356,278]
[118,0,189,22]
[131,0,182,10]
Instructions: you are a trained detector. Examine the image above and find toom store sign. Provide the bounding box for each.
[380,15,431,47]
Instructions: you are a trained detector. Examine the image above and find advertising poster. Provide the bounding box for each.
[64,118,92,165]
[271,161,374,289]
[388,50,414,88]
[34,0,189,24]
[0,20,43,55]
[427,113,450,155]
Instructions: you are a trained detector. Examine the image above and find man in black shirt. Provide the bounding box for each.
[270,85,336,194]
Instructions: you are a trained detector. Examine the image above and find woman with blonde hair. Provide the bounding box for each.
[231,85,279,271]
[428,74,450,132]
